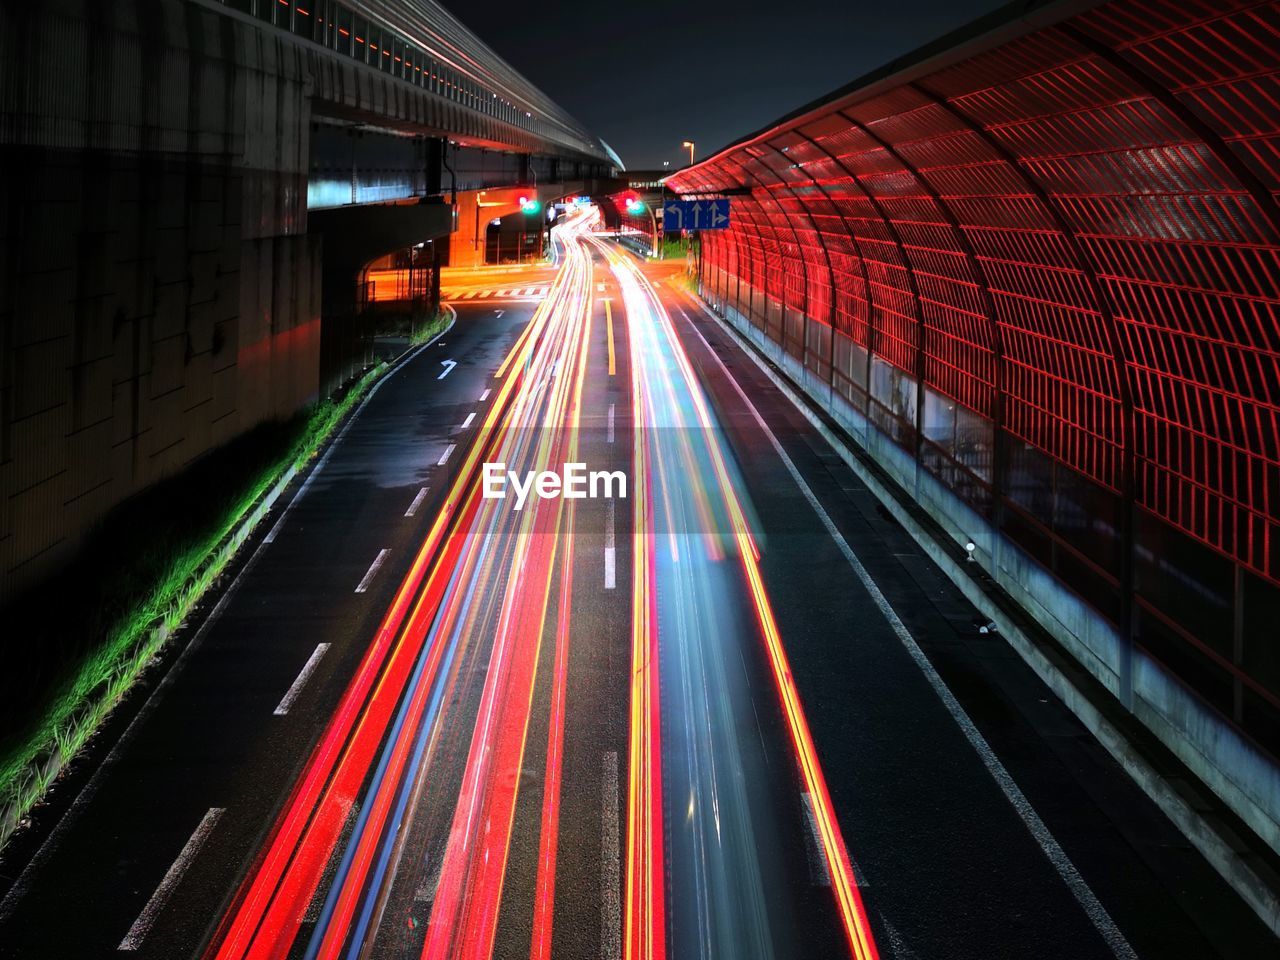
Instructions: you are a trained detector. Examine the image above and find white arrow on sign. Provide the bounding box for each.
[438,360,457,380]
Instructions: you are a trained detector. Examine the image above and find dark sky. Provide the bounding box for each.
[450,0,1009,170]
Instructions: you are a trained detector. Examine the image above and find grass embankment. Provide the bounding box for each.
[660,236,696,261]
[409,308,451,346]
[0,359,392,845]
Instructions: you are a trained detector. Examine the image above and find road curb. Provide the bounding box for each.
[688,293,1280,940]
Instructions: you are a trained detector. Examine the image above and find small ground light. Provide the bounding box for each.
[965,541,976,562]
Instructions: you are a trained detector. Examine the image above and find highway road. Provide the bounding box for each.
[0,208,1275,960]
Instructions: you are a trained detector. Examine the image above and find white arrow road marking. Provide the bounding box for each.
[495,309,505,318]
[438,359,457,380]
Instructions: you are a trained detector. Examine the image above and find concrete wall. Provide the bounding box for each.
[0,0,320,602]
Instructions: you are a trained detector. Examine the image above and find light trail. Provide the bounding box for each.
[593,236,880,960]
[208,209,600,960]
[208,207,876,960]
[421,215,595,960]
[624,286,665,960]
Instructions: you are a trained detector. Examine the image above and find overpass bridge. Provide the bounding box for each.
[0,0,619,599]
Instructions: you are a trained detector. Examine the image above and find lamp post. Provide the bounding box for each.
[681,140,695,166]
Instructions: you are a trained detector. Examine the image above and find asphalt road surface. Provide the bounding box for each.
[0,209,1275,960]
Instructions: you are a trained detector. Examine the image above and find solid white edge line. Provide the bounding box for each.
[437,443,456,467]
[680,301,1140,960]
[273,643,332,716]
[0,310,456,924]
[405,487,429,518]
[354,549,390,594]
[118,807,224,951]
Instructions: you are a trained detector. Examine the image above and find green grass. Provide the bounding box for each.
[660,236,697,261]
[0,359,392,841]
[410,308,451,346]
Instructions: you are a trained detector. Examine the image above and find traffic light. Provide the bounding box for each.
[518,193,541,215]
[623,192,644,214]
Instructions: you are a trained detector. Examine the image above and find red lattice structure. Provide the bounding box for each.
[668,0,1280,756]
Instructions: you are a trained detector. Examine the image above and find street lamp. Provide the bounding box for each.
[682,141,695,166]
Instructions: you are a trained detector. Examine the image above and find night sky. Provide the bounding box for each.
[451,0,1010,170]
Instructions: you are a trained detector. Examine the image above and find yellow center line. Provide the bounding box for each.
[605,297,616,376]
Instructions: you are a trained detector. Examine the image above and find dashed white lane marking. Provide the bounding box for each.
[260,333,444,545]
[461,412,476,429]
[355,548,390,594]
[405,487,429,518]
[800,792,832,886]
[480,388,491,402]
[597,283,605,293]
[438,444,456,467]
[683,303,1139,960]
[305,801,361,922]
[600,751,621,960]
[415,849,444,904]
[607,403,615,444]
[604,498,616,590]
[118,808,224,951]
[274,643,332,716]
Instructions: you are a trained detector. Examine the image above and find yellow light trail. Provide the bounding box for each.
[605,297,616,376]
[599,237,880,960]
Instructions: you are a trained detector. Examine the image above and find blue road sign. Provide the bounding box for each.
[662,198,730,231]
